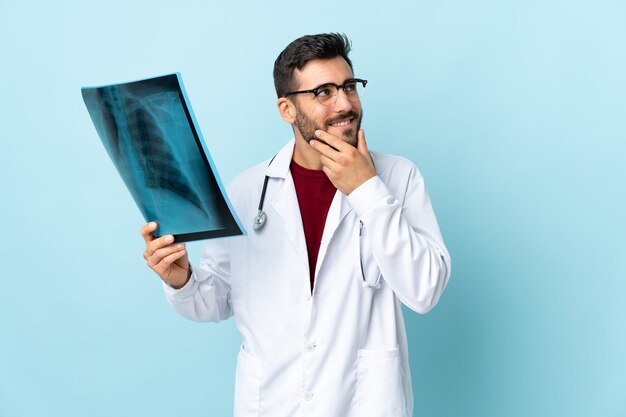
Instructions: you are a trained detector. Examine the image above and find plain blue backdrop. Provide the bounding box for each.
[1,1,625,416]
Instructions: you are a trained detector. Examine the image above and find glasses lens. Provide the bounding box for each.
[316,85,339,105]
[344,80,364,98]
[316,81,365,105]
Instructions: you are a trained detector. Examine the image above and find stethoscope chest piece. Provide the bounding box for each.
[253,210,267,231]
[254,155,277,233]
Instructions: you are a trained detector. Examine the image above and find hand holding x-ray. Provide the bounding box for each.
[141,222,190,288]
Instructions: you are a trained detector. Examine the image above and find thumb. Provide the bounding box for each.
[357,128,369,156]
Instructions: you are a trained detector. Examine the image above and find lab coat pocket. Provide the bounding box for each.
[234,345,263,417]
[357,347,407,417]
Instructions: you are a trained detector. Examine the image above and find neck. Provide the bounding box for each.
[292,136,323,170]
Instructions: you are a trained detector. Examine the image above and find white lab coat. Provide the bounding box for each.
[164,139,451,417]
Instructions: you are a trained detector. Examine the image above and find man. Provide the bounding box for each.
[141,33,450,417]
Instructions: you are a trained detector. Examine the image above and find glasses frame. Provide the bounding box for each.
[284,78,368,105]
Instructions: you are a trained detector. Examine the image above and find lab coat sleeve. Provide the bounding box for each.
[162,237,233,322]
[347,167,451,314]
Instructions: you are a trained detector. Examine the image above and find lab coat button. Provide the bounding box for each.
[303,392,314,401]
[305,343,316,352]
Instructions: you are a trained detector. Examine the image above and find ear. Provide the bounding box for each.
[277,97,296,124]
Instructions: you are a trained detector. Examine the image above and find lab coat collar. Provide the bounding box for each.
[268,138,307,267]
[314,189,353,282]
[267,138,354,280]
[264,138,295,179]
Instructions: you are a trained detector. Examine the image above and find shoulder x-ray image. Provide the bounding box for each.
[82,73,245,242]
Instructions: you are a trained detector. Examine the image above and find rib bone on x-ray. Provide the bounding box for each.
[82,73,245,242]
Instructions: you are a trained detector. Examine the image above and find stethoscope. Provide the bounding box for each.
[252,155,276,232]
[252,155,381,289]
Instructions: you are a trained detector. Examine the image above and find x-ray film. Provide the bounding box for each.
[82,73,245,242]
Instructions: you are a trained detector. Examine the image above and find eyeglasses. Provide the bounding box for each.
[285,78,367,106]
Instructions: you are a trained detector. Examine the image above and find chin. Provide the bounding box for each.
[342,131,358,147]
[343,137,357,147]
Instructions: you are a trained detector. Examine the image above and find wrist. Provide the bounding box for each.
[168,264,192,290]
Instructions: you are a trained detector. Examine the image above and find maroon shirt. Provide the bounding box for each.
[290,159,337,291]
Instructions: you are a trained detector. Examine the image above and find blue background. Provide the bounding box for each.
[1,1,625,416]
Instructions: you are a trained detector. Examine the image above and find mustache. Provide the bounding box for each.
[326,111,359,125]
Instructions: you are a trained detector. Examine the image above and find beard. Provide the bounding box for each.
[294,108,363,147]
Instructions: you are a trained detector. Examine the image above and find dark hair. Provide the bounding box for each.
[273,33,353,98]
